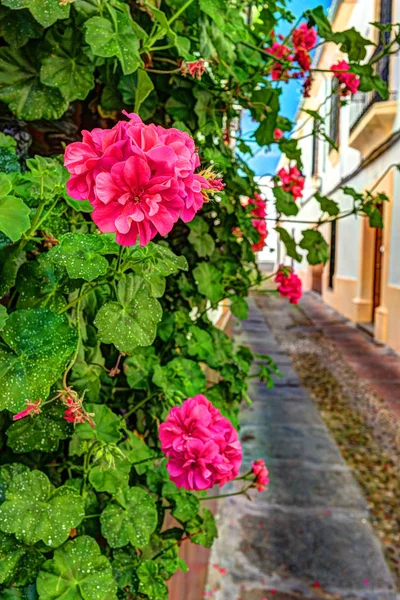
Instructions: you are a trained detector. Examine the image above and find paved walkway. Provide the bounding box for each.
[206,298,396,600]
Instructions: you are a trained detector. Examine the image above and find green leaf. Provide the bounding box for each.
[193,262,224,303]
[0,470,84,547]
[75,403,122,445]
[162,482,200,523]
[0,532,44,587]
[40,27,95,102]
[95,274,162,353]
[315,192,340,216]
[280,138,303,169]
[0,309,77,412]
[231,297,248,320]
[273,186,299,216]
[100,486,157,548]
[7,405,70,453]
[134,69,154,113]
[15,257,68,311]
[186,509,218,548]
[122,433,154,475]
[0,305,8,329]
[36,536,118,600]
[137,561,168,600]
[0,195,30,242]
[275,226,301,262]
[70,359,103,402]
[85,9,142,75]
[188,217,216,257]
[0,45,68,120]
[0,464,29,502]
[2,0,70,28]
[50,232,109,281]
[299,229,330,265]
[185,325,214,361]
[0,6,43,48]
[152,357,206,399]
[89,456,131,495]
[124,347,160,390]
[199,0,227,29]
[338,27,372,61]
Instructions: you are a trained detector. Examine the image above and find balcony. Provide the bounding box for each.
[348,54,397,157]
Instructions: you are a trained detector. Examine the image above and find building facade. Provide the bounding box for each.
[276,0,400,353]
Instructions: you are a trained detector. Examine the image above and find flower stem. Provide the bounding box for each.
[123,392,159,420]
[199,484,253,501]
[167,0,195,25]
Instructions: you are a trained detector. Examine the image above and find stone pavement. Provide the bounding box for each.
[206,298,397,600]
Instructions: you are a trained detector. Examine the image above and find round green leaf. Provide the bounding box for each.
[95,274,162,353]
[0,470,84,547]
[0,46,68,120]
[193,262,224,303]
[50,233,109,282]
[89,456,131,495]
[137,561,168,600]
[75,403,122,445]
[152,357,206,399]
[0,532,44,587]
[36,536,118,600]
[0,309,77,412]
[100,487,157,548]
[0,195,30,242]
[2,0,70,28]
[7,405,70,453]
[0,463,29,502]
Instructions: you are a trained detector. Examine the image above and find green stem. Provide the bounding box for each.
[123,392,159,420]
[59,283,107,314]
[62,288,83,389]
[167,0,195,25]
[199,484,253,501]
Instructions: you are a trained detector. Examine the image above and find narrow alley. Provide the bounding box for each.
[205,295,398,600]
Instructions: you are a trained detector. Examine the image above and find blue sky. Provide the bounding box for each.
[242,0,332,176]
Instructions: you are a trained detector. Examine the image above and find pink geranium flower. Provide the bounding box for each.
[249,192,266,219]
[159,395,242,491]
[330,60,360,96]
[251,218,267,252]
[64,113,223,246]
[277,166,305,200]
[275,266,302,304]
[295,47,311,72]
[252,459,270,492]
[292,23,318,51]
[265,42,293,81]
[182,59,206,80]
[13,399,42,421]
[274,128,284,141]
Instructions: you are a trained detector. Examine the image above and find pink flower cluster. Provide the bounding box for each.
[249,193,267,252]
[64,113,224,246]
[275,266,302,304]
[330,60,360,96]
[277,166,305,201]
[159,395,242,491]
[265,24,317,93]
[252,459,270,492]
[182,59,206,80]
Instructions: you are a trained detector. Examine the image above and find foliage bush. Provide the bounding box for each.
[0,0,393,598]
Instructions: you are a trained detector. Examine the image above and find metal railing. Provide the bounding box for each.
[349,53,397,132]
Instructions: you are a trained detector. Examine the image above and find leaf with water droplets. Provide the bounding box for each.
[0,532,44,587]
[137,561,168,600]
[85,7,142,75]
[36,535,118,599]
[0,305,8,329]
[0,463,29,502]
[0,470,84,547]
[100,486,157,548]
[49,232,109,282]
[2,0,70,28]
[6,405,70,453]
[95,274,162,353]
[0,308,77,412]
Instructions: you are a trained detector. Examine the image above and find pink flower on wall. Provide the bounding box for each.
[265,42,293,81]
[251,218,268,252]
[159,395,242,491]
[252,459,270,492]
[277,166,305,201]
[330,60,360,96]
[64,113,223,246]
[292,23,318,52]
[249,192,267,219]
[275,266,302,304]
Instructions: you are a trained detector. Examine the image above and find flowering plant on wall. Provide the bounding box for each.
[0,0,393,598]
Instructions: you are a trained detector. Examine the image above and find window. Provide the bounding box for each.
[328,219,337,289]
[311,119,319,176]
